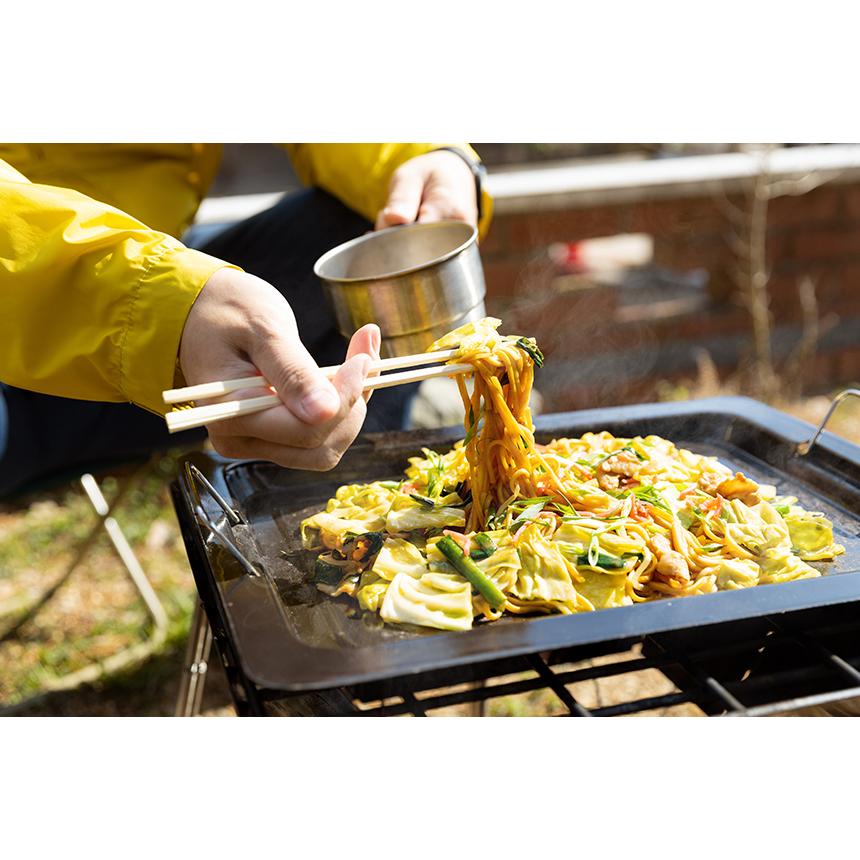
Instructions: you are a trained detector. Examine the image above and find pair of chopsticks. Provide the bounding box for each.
[163,348,471,433]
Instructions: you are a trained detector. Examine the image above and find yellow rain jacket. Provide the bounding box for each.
[0,143,490,415]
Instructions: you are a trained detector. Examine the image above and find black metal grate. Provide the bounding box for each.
[255,601,860,716]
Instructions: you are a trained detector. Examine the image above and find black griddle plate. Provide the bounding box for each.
[172,397,860,693]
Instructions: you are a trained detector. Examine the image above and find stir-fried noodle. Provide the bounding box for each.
[300,319,844,632]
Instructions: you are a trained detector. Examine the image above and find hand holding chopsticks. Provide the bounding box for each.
[164,347,471,434]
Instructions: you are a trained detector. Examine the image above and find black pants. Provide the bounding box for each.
[0,189,415,499]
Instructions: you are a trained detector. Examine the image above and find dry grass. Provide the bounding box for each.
[1,391,857,717]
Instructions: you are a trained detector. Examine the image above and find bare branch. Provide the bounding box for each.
[712,185,747,223]
[728,231,751,260]
[765,168,844,199]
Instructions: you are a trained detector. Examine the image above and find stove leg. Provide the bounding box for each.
[175,601,212,717]
[469,680,486,716]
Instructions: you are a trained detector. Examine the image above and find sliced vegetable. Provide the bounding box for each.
[437,536,507,609]
[470,533,497,561]
[343,531,385,564]
[313,557,347,587]
[587,534,599,567]
[576,550,639,570]
[509,501,546,532]
[633,485,672,513]
[515,337,545,368]
[380,571,473,631]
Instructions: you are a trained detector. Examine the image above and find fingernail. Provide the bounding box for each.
[371,327,381,355]
[300,386,339,422]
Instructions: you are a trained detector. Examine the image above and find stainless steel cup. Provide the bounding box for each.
[313,220,487,357]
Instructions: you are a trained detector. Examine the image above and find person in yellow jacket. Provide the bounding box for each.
[0,143,490,496]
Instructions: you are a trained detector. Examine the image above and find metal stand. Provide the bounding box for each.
[174,600,212,717]
[0,465,169,709]
[173,463,253,717]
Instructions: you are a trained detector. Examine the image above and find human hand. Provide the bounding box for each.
[179,268,379,470]
[375,149,478,230]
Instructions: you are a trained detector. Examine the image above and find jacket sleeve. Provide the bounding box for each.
[0,159,236,414]
[282,143,493,237]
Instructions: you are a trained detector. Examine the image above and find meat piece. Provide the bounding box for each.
[597,452,639,492]
[600,453,638,477]
[716,472,761,506]
[698,471,724,494]
[650,534,691,582]
[597,471,620,491]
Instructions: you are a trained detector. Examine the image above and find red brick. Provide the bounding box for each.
[764,233,793,265]
[478,216,509,256]
[505,207,625,250]
[811,350,839,383]
[628,197,726,236]
[793,226,860,261]
[482,258,528,298]
[833,344,860,382]
[842,185,860,221]
[505,287,619,356]
[766,186,842,227]
[482,255,557,299]
[652,235,731,271]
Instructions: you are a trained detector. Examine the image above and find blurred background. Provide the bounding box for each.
[2,142,858,715]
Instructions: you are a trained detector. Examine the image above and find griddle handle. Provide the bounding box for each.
[183,462,261,578]
[185,463,243,526]
[797,388,860,455]
[193,507,261,578]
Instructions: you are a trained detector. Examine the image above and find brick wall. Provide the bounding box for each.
[480,182,860,411]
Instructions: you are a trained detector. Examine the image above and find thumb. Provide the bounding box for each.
[347,323,381,402]
[375,165,424,230]
[253,336,341,425]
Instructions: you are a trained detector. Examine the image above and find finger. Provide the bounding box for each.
[416,197,446,223]
[375,166,424,230]
[212,392,369,471]
[208,353,371,448]
[252,335,341,425]
[347,324,381,402]
[330,351,373,407]
[417,189,476,225]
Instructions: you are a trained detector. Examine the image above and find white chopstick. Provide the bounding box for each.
[164,360,472,434]
[161,348,459,405]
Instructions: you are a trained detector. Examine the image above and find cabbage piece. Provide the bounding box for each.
[512,524,578,605]
[783,511,844,561]
[385,497,466,531]
[405,443,469,490]
[757,553,820,584]
[380,572,473,631]
[724,499,791,555]
[429,316,502,350]
[574,569,629,609]
[300,511,386,551]
[474,544,521,593]
[552,521,604,553]
[332,481,396,510]
[371,538,427,581]
[705,558,761,590]
[355,572,389,612]
[553,522,642,565]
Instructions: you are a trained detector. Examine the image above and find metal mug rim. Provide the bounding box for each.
[313,220,478,284]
